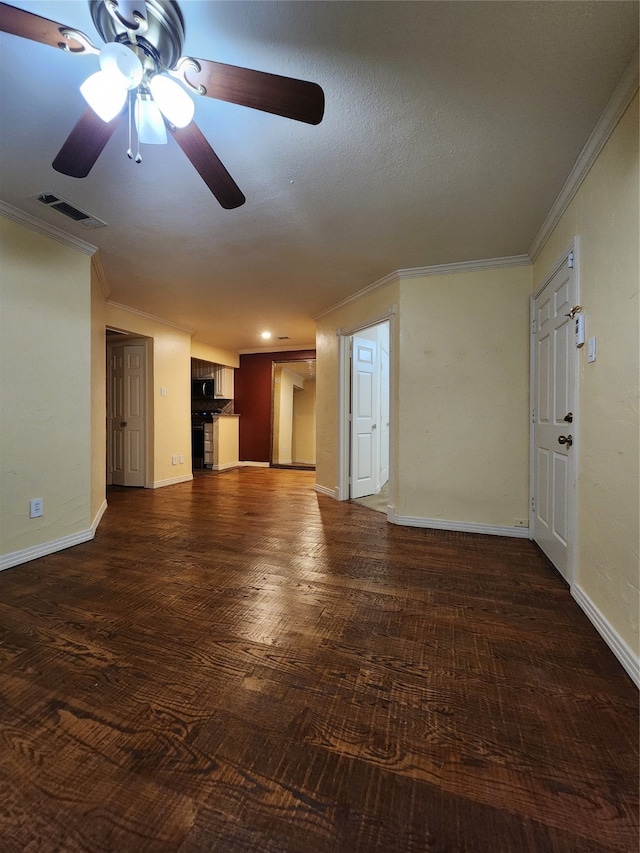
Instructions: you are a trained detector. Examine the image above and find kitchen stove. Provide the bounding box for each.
[191,411,224,468]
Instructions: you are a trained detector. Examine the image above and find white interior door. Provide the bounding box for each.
[379,339,390,487]
[109,343,146,487]
[532,257,576,581]
[350,335,378,498]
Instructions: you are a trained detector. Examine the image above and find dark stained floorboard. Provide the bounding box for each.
[0,467,637,852]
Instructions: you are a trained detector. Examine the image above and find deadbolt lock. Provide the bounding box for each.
[563,412,573,423]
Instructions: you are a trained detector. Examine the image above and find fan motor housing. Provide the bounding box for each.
[89,0,185,69]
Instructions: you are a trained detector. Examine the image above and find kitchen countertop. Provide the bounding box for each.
[192,413,240,418]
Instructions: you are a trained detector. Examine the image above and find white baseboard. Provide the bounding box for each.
[92,500,108,534]
[572,583,639,687]
[0,527,95,572]
[239,461,270,468]
[148,473,193,489]
[212,462,239,471]
[389,510,530,538]
[315,484,338,499]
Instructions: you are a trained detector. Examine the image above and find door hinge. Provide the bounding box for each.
[531,408,535,424]
[568,251,574,269]
[531,496,535,512]
[532,318,537,335]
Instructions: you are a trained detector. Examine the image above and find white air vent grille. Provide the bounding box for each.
[32,192,107,229]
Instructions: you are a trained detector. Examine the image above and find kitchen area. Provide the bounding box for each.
[191,358,240,471]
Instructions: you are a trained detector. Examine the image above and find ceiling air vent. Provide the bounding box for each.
[275,336,290,340]
[33,192,107,229]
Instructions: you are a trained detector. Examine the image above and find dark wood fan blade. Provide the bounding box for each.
[184,59,324,125]
[169,122,245,209]
[52,109,122,178]
[0,2,85,51]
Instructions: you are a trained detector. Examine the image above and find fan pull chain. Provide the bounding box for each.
[127,91,142,163]
[127,91,133,160]
[135,94,142,163]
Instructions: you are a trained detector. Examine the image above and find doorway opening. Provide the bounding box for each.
[271,359,316,469]
[106,329,152,487]
[338,314,393,513]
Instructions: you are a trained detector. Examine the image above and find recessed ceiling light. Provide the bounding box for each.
[260,331,272,339]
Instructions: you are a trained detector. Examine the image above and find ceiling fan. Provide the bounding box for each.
[0,0,325,208]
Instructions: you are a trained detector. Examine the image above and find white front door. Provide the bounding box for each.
[350,335,378,499]
[109,343,146,487]
[532,256,577,581]
[379,339,390,487]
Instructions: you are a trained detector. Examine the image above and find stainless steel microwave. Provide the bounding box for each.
[192,378,215,400]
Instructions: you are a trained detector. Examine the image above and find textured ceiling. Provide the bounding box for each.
[0,1,638,351]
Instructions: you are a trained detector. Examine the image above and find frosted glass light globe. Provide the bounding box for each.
[136,96,168,145]
[149,74,195,128]
[80,71,127,122]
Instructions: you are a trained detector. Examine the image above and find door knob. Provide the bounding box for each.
[120,421,127,427]
[563,412,573,423]
[558,434,573,447]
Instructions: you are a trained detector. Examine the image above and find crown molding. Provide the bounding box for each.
[315,254,530,321]
[314,270,401,321]
[238,344,316,355]
[529,48,639,262]
[106,300,195,335]
[396,254,531,279]
[0,200,98,256]
[91,252,111,299]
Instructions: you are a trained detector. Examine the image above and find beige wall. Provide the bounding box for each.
[533,94,639,653]
[316,280,400,492]
[315,267,531,528]
[191,340,239,369]
[91,260,107,524]
[274,366,293,464]
[274,367,304,464]
[105,303,192,486]
[397,266,532,525]
[0,216,92,560]
[293,378,316,465]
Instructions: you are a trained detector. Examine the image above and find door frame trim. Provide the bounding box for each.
[529,238,580,585]
[337,307,396,508]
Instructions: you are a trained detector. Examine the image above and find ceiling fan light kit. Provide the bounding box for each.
[0,0,325,209]
[99,40,143,88]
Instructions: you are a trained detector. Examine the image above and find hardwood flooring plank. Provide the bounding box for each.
[0,468,636,852]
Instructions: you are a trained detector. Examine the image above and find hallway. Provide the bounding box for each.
[0,467,637,852]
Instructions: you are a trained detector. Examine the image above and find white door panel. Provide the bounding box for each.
[532,259,576,580]
[108,343,146,487]
[380,342,390,487]
[351,336,377,498]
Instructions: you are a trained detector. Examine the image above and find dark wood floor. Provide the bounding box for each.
[0,468,637,852]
